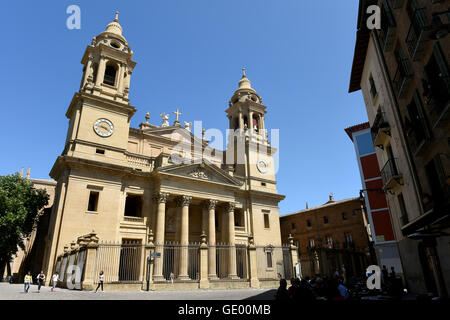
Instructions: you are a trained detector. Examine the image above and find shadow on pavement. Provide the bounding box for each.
[243,289,276,300]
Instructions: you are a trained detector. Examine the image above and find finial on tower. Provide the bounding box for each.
[114,11,119,22]
[242,67,246,78]
[145,112,150,123]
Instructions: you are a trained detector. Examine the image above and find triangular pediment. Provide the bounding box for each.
[156,160,242,187]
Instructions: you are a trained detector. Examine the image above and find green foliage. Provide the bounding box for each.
[0,173,49,263]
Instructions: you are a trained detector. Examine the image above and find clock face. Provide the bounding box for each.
[256,159,268,174]
[94,118,114,137]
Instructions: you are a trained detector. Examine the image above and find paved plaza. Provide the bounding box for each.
[0,283,276,300]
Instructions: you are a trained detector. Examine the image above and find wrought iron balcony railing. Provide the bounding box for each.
[393,58,414,99]
[380,0,397,52]
[381,158,402,189]
[371,111,391,146]
[405,8,430,61]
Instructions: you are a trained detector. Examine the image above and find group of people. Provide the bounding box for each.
[23,271,60,293]
[23,270,105,293]
[276,275,350,301]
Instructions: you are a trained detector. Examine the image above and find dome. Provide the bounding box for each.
[105,12,123,36]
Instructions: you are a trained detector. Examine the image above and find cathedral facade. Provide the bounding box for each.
[40,13,287,289]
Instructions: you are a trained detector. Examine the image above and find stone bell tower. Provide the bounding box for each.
[61,12,137,165]
[79,11,136,103]
[225,69,278,193]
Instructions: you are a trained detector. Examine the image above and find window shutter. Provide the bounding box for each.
[413,90,432,139]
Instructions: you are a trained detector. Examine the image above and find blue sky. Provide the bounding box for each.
[0,1,368,215]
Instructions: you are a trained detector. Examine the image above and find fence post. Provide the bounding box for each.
[80,232,99,291]
[199,232,210,289]
[248,236,260,288]
[144,230,156,290]
[289,234,299,278]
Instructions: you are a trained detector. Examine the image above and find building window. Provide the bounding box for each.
[306,219,312,227]
[325,235,333,246]
[87,191,99,212]
[96,148,105,155]
[263,213,270,229]
[103,64,117,86]
[398,193,409,226]
[291,222,296,230]
[369,75,378,100]
[424,155,448,210]
[423,42,450,120]
[345,233,352,244]
[342,212,347,220]
[404,90,432,154]
[124,194,142,217]
[266,252,273,268]
[234,209,244,227]
[309,238,315,248]
[323,216,328,224]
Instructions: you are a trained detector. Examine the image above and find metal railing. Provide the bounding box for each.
[93,241,145,284]
[381,158,401,187]
[405,8,429,60]
[371,111,390,143]
[162,242,200,281]
[393,58,414,98]
[380,0,396,51]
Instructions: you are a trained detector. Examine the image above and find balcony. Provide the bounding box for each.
[371,111,391,147]
[393,59,414,99]
[405,8,430,61]
[381,158,403,191]
[380,0,397,52]
[123,216,145,224]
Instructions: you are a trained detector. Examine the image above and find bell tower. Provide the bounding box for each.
[225,70,278,192]
[79,11,136,103]
[61,12,137,166]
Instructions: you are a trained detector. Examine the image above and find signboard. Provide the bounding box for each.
[150,252,161,258]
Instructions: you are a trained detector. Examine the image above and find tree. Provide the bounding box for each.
[0,173,49,280]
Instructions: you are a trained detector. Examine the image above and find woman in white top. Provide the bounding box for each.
[95,271,104,292]
[51,272,59,292]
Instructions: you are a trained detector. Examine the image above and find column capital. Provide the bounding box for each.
[176,195,192,207]
[153,192,169,204]
[224,202,236,213]
[203,199,218,210]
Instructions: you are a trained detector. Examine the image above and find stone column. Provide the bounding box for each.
[204,200,218,280]
[177,195,192,280]
[143,230,155,290]
[248,111,254,135]
[289,234,299,278]
[95,56,106,87]
[81,233,99,291]
[239,109,244,131]
[247,236,260,288]
[117,62,125,94]
[199,232,209,289]
[225,202,239,279]
[152,192,169,281]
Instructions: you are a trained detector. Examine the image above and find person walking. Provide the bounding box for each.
[36,271,45,293]
[51,272,59,292]
[95,271,104,292]
[275,279,289,301]
[24,272,32,293]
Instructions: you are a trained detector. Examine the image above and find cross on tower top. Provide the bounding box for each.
[173,108,182,125]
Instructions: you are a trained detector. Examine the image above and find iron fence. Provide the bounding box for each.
[94,241,145,284]
[161,242,200,281]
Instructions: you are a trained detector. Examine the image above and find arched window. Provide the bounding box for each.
[103,64,117,86]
